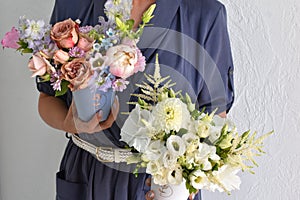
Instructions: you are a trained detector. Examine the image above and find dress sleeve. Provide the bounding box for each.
[197,5,234,114]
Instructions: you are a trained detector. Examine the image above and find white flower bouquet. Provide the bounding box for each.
[120,55,273,198]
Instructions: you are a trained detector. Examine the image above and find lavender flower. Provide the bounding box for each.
[50,70,62,91]
[112,79,129,92]
[79,26,93,34]
[69,47,85,58]
[24,19,47,40]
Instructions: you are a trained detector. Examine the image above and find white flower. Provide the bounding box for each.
[162,150,177,169]
[152,169,168,185]
[146,160,163,175]
[143,140,166,161]
[182,133,199,153]
[120,105,154,152]
[211,165,241,192]
[189,119,211,138]
[194,143,220,170]
[167,165,183,185]
[207,115,226,143]
[189,170,210,190]
[152,98,191,132]
[166,135,186,157]
[89,52,108,70]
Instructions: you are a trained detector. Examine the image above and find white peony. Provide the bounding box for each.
[152,169,168,185]
[152,98,191,132]
[189,170,210,190]
[166,135,186,157]
[189,119,211,138]
[211,165,241,192]
[120,105,154,152]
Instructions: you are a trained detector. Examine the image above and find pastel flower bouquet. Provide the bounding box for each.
[120,55,273,199]
[1,0,156,121]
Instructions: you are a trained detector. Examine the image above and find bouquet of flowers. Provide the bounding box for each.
[1,0,156,121]
[120,55,273,199]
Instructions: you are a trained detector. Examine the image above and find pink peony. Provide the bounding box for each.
[106,43,145,79]
[50,19,79,49]
[1,27,20,49]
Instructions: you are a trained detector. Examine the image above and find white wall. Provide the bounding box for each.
[0,1,67,200]
[0,0,299,200]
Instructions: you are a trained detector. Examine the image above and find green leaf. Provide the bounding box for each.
[55,80,69,97]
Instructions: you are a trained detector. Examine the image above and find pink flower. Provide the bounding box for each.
[1,27,20,49]
[61,58,93,91]
[77,33,94,52]
[53,49,70,64]
[50,19,79,49]
[106,43,145,79]
[28,52,53,77]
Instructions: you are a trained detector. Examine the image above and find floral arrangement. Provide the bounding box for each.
[1,0,156,96]
[120,55,273,195]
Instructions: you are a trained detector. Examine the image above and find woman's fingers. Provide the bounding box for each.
[145,190,155,200]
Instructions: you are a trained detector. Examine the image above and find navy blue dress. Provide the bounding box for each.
[37,0,234,199]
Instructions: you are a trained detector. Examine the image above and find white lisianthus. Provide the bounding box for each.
[167,165,183,185]
[166,135,186,157]
[162,150,177,169]
[120,105,154,152]
[194,143,220,170]
[146,160,163,175]
[143,140,166,161]
[152,98,190,132]
[189,170,210,190]
[211,165,241,192]
[182,133,199,153]
[207,115,226,143]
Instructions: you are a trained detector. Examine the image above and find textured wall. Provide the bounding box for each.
[204,0,300,199]
[0,0,299,200]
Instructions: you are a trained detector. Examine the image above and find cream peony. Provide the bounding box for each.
[152,98,191,132]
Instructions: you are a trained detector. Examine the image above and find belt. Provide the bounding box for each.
[71,134,133,163]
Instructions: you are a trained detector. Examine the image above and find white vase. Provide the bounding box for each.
[151,179,190,200]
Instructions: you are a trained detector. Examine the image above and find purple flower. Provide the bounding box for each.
[79,26,93,34]
[50,70,62,91]
[69,47,85,58]
[97,77,113,92]
[112,79,129,92]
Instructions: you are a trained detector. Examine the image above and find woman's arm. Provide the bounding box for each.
[38,92,119,134]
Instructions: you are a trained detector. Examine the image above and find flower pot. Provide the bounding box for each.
[151,179,190,200]
[73,87,115,122]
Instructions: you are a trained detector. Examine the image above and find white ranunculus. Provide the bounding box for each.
[153,169,168,185]
[189,120,212,138]
[167,165,183,185]
[182,133,199,153]
[166,135,186,157]
[162,150,178,169]
[189,170,210,190]
[211,165,241,192]
[120,105,154,152]
[152,98,191,132]
[143,140,166,161]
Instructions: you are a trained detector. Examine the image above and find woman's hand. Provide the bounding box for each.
[63,96,119,134]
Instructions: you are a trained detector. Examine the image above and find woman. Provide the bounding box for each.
[37,0,234,199]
